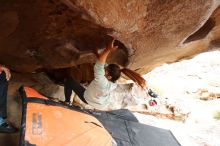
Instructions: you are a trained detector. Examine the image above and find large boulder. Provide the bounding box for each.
[0,0,220,79]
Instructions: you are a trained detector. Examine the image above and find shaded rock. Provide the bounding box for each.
[0,1,220,81]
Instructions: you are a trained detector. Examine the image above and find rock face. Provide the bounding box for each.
[0,0,220,80]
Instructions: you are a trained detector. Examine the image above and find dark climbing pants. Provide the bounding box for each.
[0,72,8,118]
[64,78,88,104]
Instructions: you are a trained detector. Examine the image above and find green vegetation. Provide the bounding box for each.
[213,111,220,120]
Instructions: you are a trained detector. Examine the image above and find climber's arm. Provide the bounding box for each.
[97,38,118,64]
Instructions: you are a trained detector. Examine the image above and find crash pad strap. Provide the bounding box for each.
[23,97,88,114]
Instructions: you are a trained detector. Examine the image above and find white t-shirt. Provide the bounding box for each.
[84,61,117,109]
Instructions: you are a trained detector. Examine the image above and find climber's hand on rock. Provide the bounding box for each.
[106,38,118,52]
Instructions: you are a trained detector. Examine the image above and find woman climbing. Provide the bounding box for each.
[64,37,147,110]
